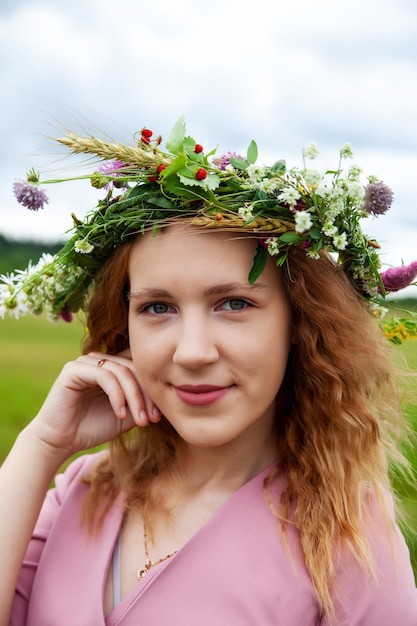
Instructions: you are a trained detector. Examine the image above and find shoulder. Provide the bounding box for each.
[53,450,108,497]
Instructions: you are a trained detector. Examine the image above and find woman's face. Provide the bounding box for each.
[128,226,292,454]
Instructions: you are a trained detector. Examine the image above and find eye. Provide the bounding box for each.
[219,298,251,311]
[140,302,175,315]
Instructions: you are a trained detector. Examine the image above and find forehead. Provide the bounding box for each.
[129,225,257,278]
[128,226,277,288]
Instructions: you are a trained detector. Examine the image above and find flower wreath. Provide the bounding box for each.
[1,117,417,342]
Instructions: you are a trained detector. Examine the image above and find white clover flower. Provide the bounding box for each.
[303,168,322,188]
[74,238,94,254]
[238,204,254,220]
[224,164,235,175]
[266,237,280,256]
[339,142,354,158]
[322,222,337,237]
[302,142,319,159]
[294,210,313,233]
[333,232,347,250]
[278,187,301,208]
[306,250,320,260]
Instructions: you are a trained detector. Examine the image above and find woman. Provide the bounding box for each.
[1,118,417,624]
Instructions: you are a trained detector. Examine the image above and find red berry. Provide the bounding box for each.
[194,144,203,153]
[196,168,207,181]
[156,163,167,175]
[148,175,158,183]
[141,128,153,144]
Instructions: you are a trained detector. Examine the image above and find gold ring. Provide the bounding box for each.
[97,358,106,367]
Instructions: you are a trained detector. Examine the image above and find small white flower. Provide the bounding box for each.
[302,142,319,159]
[322,222,337,237]
[278,187,301,208]
[326,200,344,219]
[314,183,330,199]
[259,178,280,194]
[74,239,94,254]
[266,237,280,256]
[333,232,347,250]
[348,164,362,181]
[238,204,254,220]
[246,164,266,182]
[294,210,313,233]
[303,169,322,187]
[339,142,354,158]
[345,180,364,203]
[306,250,320,260]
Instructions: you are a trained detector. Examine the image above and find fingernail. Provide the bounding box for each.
[119,405,127,418]
[140,410,148,423]
[152,406,161,417]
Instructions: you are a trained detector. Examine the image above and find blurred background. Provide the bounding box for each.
[0,0,416,575]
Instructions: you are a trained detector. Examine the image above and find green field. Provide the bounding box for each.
[0,314,416,575]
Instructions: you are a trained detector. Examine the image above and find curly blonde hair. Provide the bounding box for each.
[82,235,410,618]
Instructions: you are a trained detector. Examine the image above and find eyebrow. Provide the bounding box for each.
[127,282,268,300]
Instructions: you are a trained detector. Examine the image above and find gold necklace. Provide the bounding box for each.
[137,522,177,580]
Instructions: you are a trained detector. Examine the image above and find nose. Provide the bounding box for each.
[172,314,219,369]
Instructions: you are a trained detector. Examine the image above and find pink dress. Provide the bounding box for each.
[10,453,417,625]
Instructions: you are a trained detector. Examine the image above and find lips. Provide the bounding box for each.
[173,384,231,406]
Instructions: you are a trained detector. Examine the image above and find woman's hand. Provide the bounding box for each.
[26,349,161,460]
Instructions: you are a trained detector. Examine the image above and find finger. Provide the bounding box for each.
[88,352,161,424]
[85,354,151,425]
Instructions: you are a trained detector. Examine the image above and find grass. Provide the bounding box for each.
[1,314,417,574]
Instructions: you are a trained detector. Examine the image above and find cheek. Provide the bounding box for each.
[128,324,168,377]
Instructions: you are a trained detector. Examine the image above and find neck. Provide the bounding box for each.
[175,428,278,494]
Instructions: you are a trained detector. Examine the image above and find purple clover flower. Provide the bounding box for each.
[212,152,244,171]
[363,181,394,216]
[97,159,126,175]
[380,261,417,293]
[98,160,128,189]
[13,180,49,211]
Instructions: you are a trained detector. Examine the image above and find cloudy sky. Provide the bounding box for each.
[1,0,416,285]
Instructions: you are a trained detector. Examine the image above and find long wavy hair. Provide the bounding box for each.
[82,233,409,617]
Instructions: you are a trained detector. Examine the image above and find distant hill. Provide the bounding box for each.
[0,234,64,275]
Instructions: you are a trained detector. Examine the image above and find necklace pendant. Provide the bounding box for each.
[137,559,152,580]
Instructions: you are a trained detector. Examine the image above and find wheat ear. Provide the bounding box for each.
[56,133,161,167]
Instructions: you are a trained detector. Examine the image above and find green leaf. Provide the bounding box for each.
[229,157,249,171]
[271,159,286,174]
[160,155,188,178]
[145,195,174,209]
[247,140,258,165]
[177,172,220,191]
[309,228,322,240]
[248,243,268,284]
[279,232,301,244]
[163,176,206,199]
[165,117,186,154]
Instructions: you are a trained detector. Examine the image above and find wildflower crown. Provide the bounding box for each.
[2,117,417,341]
